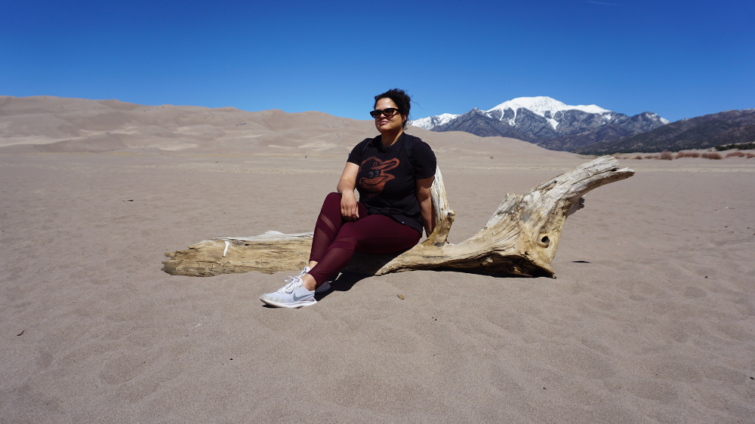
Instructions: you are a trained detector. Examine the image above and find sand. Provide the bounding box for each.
[1,96,754,423]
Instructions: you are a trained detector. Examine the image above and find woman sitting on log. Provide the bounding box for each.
[260,89,437,308]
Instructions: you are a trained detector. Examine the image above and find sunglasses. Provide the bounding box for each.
[370,108,400,118]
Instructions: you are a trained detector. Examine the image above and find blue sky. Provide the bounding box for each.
[1,0,753,122]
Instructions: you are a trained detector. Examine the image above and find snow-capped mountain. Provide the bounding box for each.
[410,96,670,151]
[410,113,459,130]
[487,97,612,130]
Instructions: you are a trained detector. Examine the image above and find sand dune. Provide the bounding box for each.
[1,96,754,423]
[0,96,564,160]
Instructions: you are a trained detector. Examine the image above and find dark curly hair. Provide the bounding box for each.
[374,88,411,129]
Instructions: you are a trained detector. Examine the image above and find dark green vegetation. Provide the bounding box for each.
[715,142,755,151]
[575,109,755,155]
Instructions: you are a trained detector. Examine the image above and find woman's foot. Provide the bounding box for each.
[260,276,316,308]
[292,266,330,293]
[259,267,332,308]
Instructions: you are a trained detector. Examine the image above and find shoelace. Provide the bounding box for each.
[278,267,310,293]
[276,276,298,293]
[282,277,302,294]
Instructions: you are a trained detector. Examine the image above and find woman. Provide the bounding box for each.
[261,89,437,308]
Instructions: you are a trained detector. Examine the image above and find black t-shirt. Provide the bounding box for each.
[347,133,437,235]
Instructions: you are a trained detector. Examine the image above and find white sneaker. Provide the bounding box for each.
[260,276,316,308]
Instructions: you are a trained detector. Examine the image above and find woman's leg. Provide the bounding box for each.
[305,214,421,289]
[261,193,374,308]
[261,212,420,307]
[309,192,368,267]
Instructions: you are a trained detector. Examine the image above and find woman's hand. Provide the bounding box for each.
[340,190,360,222]
[337,162,361,222]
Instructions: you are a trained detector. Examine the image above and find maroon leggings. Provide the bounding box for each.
[308,192,421,285]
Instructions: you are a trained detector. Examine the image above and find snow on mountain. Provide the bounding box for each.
[488,96,609,116]
[408,96,670,151]
[409,113,458,130]
[412,96,613,131]
[486,97,611,130]
[648,112,670,125]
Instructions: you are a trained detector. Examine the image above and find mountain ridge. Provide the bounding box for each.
[411,96,669,151]
[574,109,755,154]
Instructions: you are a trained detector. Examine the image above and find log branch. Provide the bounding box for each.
[163,156,633,278]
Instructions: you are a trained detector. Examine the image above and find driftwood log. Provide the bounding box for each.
[163,156,634,278]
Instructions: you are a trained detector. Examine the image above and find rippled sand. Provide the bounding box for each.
[1,96,754,423]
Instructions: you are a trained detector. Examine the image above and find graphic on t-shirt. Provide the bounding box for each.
[359,157,399,197]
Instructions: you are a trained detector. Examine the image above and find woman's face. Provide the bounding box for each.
[373,97,406,134]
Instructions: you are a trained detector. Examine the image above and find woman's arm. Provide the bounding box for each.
[337,162,361,222]
[416,176,435,236]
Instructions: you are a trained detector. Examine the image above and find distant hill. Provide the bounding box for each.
[0,95,375,153]
[0,95,567,159]
[410,96,668,151]
[574,109,755,154]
